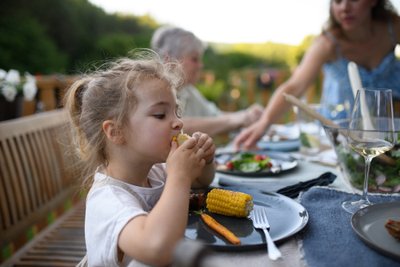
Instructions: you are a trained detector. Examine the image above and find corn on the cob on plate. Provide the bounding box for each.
[206,188,253,217]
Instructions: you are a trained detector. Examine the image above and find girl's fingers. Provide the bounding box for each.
[180,137,196,149]
[196,147,205,157]
[198,134,212,148]
[192,132,200,139]
[201,138,213,151]
[169,139,178,153]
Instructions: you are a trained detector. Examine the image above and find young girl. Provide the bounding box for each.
[65,51,216,266]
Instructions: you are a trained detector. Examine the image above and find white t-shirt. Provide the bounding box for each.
[85,164,166,267]
[178,84,221,117]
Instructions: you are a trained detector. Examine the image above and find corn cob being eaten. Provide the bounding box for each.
[173,133,191,146]
[206,188,253,217]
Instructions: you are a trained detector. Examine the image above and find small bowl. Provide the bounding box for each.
[323,119,400,194]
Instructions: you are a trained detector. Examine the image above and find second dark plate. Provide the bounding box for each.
[216,151,298,177]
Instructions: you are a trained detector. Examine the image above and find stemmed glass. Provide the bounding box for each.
[342,88,395,214]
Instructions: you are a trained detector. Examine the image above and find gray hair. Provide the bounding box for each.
[151,26,205,60]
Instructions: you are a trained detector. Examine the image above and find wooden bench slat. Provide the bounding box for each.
[22,132,43,209]
[16,135,37,213]
[21,255,81,262]
[32,130,51,202]
[26,249,86,256]
[0,144,13,229]
[1,139,20,225]
[14,262,77,267]
[16,263,77,267]
[33,244,86,251]
[37,129,57,198]
[9,136,31,218]
[37,241,85,247]
[45,130,62,191]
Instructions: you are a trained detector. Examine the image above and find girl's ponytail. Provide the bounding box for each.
[65,78,89,129]
[64,77,92,162]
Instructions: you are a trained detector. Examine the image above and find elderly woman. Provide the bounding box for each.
[151,26,263,136]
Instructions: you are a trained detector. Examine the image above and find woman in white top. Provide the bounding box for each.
[65,50,215,266]
[151,26,263,136]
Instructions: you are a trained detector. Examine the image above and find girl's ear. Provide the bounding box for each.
[102,120,125,145]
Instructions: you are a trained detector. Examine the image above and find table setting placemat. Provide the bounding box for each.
[299,187,400,267]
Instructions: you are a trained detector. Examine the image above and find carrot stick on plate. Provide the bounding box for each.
[200,213,241,245]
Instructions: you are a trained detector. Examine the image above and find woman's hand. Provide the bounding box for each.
[233,120,266,151]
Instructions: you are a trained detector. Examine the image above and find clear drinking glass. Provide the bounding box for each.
[342,88,395,214]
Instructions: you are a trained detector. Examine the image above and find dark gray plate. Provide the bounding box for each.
[185,192,309,250]
[216,151,298,177]
[351,202,400,260]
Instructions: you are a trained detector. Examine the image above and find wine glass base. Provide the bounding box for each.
[342,199,371,214]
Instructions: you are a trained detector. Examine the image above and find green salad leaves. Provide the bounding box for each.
[227,153,272,172]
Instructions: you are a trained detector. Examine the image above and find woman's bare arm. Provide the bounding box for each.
[234,34,334,150]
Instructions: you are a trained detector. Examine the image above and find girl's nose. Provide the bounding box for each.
[173,117,184,131]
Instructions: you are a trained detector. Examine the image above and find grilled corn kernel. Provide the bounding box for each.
[206,188,253,217]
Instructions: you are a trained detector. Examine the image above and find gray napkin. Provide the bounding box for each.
[299,187,400,267]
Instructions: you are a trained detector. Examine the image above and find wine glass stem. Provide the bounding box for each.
[362,156,373,203]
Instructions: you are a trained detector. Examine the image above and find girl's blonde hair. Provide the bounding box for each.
[64,49,184,187]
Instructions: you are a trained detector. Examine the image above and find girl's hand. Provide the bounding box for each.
[192,132,215,164]
[166,137,206,184]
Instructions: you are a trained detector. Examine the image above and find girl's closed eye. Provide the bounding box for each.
[153,113,166,119]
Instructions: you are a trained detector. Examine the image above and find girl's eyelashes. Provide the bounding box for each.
[151,105,181,120]
[153,113,166,119]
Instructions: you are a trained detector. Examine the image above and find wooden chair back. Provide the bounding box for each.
[0,109,82,247]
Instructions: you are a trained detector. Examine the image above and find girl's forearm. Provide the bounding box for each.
[143,180,191,253]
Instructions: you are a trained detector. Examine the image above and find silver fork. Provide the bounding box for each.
[251,206,282,260]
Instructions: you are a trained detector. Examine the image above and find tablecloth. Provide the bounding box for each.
[299,187,400,267]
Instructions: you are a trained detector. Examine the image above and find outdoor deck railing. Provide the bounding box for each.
[16,70,323,123]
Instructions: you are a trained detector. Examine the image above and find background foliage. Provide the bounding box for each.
[0,0,315,105]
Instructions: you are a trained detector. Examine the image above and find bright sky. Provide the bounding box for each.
[89,0,400,45]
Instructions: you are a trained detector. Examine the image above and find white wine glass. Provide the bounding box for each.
[342,88,395,214]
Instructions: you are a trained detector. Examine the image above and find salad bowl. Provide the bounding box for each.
[323,119,400,194]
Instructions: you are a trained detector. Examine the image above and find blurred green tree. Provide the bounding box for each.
[0,15,66,74]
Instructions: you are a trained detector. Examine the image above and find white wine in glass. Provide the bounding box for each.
[342,88,395,214]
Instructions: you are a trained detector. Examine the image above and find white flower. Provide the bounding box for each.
[23,72,37,101]
[0,69,38,102]
[6,69,21,85]
[2,84,18,101]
